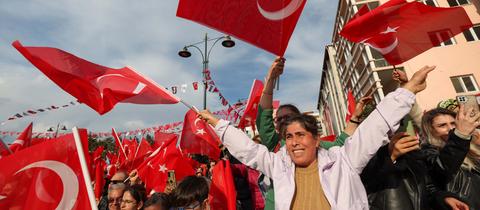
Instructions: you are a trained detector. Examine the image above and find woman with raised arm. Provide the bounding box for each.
[198,66,435,209]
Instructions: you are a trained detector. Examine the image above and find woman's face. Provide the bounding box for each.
[121,191,141,210]
[431,114,456,141]
[285,122,319,167]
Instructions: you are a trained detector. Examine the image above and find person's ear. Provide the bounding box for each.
[137,201,143,210]
[202,198,210,210]
[315,135,321,148]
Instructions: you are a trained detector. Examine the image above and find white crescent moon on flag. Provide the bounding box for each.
[194,118,202,128]
[35,170,56,203]
[15,160,79,210]
[95,74,146,95]
[365,37,399,55]
[12,139,24,145]
[257,0,304,21]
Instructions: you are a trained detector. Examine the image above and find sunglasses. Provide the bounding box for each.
[110,180,123,184]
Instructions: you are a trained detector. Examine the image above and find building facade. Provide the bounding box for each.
[318,0,480,135]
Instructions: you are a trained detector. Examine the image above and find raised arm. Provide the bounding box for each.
[198,110,277,178]
[257,57,285,151]
[345,65,435,174]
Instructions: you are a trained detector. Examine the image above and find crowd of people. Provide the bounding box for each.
[94,57,480,210]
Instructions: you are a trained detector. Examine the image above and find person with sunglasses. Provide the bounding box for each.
[108,183,127,210]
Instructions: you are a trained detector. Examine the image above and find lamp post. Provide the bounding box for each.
[47,123,67,138]
[178,33,235,110]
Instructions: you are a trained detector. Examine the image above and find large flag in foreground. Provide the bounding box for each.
[340,0,472,65]
[13,41,180,115]
[177,0,307,56]
[180,110,221,160]
[0,129,94,209]
[9,122,33,153]
[238,80,264,129]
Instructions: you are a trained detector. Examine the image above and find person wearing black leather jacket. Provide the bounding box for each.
[360,105,480,210]
[446,129,480,209]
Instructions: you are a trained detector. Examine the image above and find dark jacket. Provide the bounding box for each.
[447,167,480,210]
[361,130,470,210]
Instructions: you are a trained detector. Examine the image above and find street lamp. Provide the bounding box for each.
[47,123,67,138]
[178,33,235,109]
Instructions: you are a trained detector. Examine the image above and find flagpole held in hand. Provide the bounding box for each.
[72,127,98,210]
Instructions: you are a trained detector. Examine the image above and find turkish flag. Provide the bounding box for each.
[176,0,307,56]
[0,129,93,209]
[0,138,12,158]
[180,110,221,160]
[209,160,236,210]
[340,0,472,65]
[112,128,128,167]
[13,41,180,115]
[9,122,33,153]
[153,131,178,150]
[345,90,356,123]
[91,146,105,200]
[136,137,195,193]
[238,80,264,129]
[128,139,152,170]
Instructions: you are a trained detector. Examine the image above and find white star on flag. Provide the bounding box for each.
[159,164,168,173]
[196,129,206,135]
[381,26,399,34]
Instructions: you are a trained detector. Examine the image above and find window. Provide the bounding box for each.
[356,1,380,11]
[418,0,438,6]
[450,75,479,93]
[428,30,456,46]
[447,0,470,7]
[463,25,480,42]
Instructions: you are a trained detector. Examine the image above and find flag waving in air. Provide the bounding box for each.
[238,80,264,129]
[9,122,33,153]
[180,109,221,160]
[177,0,307,56]
[13,41,180,115]
[340,0,472,65]
[345,90,356,123]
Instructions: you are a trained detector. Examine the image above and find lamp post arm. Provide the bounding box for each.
[206,36,227,62]
[186,45,206,63]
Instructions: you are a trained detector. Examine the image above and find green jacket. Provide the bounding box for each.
[256,106,349,210]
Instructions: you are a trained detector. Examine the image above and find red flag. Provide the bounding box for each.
[112,128,128,165]
[0,138,12,158]
[0,129,93,209]
[13,41,180,115]
[136,137,195,193]
[9,122,33,153]
[128,139,152,170]
[177,0,307,56]
[345,90,356,123]
[340,0,473,65]
[153,131,178,150]
[180,110,221,160]
[319,135,337,142]
[209,160,236,210]
[91,146,105,200]
[238,80,264,129]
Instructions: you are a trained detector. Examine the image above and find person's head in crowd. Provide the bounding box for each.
[252,134,262,144]
[121,184,147,210]
[143,192,170,210]
[110,170,128,187]
[171,176,210,210]
[274,104,301,133]
[108,183,127,210]
[437,98,459,113]
[421,108,456,147]
[280,113,320,167]
[196,167,203,177]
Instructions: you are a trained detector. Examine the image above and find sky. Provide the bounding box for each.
[0,0,337,136]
